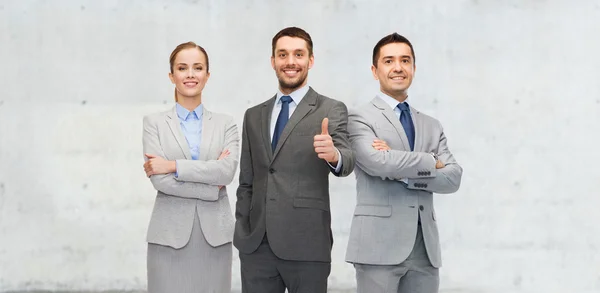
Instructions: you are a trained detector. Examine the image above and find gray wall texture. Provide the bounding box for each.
[1,0,599,292]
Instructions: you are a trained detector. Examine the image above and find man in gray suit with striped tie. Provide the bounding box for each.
[345,33,463,293]
[233,27,355,293]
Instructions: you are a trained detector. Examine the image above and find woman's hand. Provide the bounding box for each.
[217,150,230,189]
[144,154,176,177]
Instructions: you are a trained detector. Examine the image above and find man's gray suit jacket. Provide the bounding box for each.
[234,87,355,262]
[345,96,462,268]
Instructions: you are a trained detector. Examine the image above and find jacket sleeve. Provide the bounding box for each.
[234,111,253,235]
[327,101,355,177]
[406,124,462,194]
[174,117,239,186]
[348,110,436,180]
[142,115,219,201]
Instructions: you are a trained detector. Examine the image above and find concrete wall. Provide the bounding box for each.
[1,0,599,292]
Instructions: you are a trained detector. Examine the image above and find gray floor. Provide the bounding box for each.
[4,291,358,293]
[0,289,473,293]
[3,290,474,293]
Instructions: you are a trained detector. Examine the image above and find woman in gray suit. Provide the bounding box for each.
[142,42,239,293]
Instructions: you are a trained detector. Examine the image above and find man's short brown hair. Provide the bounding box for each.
[372,33,415,67]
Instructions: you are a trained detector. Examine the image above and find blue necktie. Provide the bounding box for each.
[397,102,415,151]
[272,96,293,151]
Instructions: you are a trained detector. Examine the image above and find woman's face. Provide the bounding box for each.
[169,48,210,100]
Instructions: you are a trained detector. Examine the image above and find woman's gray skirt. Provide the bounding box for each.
[147,213,232,293]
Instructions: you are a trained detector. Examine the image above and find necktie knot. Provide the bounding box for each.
[397,102,410,112]
[280,95,292,104]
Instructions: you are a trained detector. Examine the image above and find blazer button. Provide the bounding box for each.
[424,184,428,188]
[419,205,424,211]
[269,168,275,173]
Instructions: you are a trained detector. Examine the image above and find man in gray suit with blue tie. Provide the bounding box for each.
[233,27,355,293]
[345,33,463,293]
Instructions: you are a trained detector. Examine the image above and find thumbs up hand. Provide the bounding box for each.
[313,118,339,164]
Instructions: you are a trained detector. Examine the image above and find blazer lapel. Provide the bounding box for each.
[371,96,411,151]
[166,107,192,159]
[410,106,423,152]
[199,107,213,161]
[272,88,317,160]
[261,97,276,162]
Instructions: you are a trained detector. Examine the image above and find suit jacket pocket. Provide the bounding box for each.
[353,205,392,217]
[293,197,329,211]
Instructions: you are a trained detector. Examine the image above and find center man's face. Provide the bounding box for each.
[271,36,314,94]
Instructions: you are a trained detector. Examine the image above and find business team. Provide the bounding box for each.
[142,27,462,293]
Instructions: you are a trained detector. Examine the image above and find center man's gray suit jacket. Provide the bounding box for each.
[142,106,239,249]
[345,96,462,268]
[233,87,355,262]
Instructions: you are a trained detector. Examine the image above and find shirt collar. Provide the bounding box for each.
[378,91,410,110]
[276,84,310,105]
[176,103,203,120]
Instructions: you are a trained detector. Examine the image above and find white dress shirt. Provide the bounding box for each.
[377,91,409,121]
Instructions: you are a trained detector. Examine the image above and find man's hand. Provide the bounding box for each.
[313,118,339,164]
[217,149,230,189]
[436,159,444,169]
[144,154,176,177]
[372,139,391,151]
[373,139,444,169]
